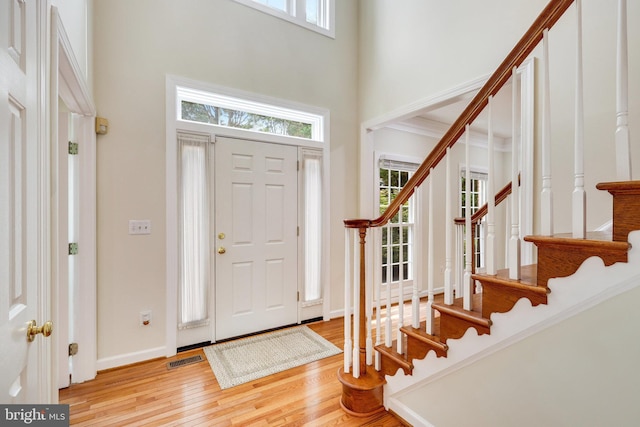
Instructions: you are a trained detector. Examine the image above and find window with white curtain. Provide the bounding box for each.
[178,132,211,328]
[301,148,323,303]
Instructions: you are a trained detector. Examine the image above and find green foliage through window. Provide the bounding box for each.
[181,101,313,139]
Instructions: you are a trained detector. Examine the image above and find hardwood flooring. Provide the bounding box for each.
[59,317,409,426]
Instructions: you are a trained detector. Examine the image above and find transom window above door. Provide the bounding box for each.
[177,86,325,142]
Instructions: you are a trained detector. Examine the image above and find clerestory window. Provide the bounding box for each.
[233,0,334,38]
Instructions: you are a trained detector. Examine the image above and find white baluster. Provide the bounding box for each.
[455,223,462,300]
[486,96,496,276]
[412,187,421,329]
[365,228,373,366]
[373,226,381,370]
[509,66,522,279]
[426,170,436,334]
[344,228,352,374]
[397,213,405,355]
[541,28,554,236]
[573,0,586,239]
[352,230,360,378]
[444,147,454,305]
[385,223,392,348]
[616,0,632,180]
[464,125,474,311]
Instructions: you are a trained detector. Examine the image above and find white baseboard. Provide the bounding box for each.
[96,346,167,371]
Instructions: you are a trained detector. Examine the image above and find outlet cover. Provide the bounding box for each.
[129,220,151,235]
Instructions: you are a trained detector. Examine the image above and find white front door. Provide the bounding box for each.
[0,0,50,403]
[215,137,298,340]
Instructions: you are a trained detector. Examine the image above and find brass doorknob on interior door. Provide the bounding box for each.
[218,246,226,254]
[27,320,53,342]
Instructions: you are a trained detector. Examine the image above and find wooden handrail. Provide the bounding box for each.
[344,0,574,230]
[454,176,519,226]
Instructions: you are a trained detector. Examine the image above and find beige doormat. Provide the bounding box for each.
[203,325,341,389]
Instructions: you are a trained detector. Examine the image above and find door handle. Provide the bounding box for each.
[27,320,53,342]
[218,246,226,254]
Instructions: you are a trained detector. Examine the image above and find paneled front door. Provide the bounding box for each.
[214,137,298,340]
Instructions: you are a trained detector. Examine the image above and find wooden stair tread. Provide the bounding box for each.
[432,294,491,328]
[374,341,412,368]
[400,322,448,353]
[524,233,630,250]
[596,180,640,194]
[472,264,548,295]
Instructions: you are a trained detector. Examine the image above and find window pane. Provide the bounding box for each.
[181,101,313,139]
[254,0,287,12]
[306,0,319,24]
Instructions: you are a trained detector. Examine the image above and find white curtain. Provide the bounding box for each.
[178,132,210,328]
[303,150,322,302]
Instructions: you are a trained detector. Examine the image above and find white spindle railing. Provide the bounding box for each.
[413,185,423,329]
[365,231,374,367]
[444,148,454,305]
[486,96,496,276]
[384,223,392,348]
[396,217,405,355]
[573,0,586,239]
[463,125,474,311]
[616,0,631,180]
[426,170,436,334]
[509,66,522,280]
[373,226,382,370]
[352,230,360,378]
[541,28,554,236]
[343,228,352,375]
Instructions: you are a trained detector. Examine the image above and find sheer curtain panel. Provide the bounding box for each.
[178,132,211,328]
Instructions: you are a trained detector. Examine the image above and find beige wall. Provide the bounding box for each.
[93,0,359,362]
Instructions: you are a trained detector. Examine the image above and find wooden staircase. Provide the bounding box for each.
[374,181,639,380]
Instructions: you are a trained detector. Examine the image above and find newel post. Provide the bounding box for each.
[338,219,385,417]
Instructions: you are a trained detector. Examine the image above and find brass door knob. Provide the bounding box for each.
[27,320,53,342]
[218,246,226,254]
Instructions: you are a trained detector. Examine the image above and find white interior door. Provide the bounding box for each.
[215,137,298,340]
[0,0,50,403]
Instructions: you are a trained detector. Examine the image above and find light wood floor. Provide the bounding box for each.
[59,317,409,426]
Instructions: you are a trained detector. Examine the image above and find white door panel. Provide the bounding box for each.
[1,0,47,403]
[215,137,298,340]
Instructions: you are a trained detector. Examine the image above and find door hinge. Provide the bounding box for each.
[297,291,300,302]
[297,160,300,171]
[68,342,79,356]
[68,242,78,255]
[297,226,300,236]
[68,141,79,155]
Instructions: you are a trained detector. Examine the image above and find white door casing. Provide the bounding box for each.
[0,0,50,403]
[215,137,298,340]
